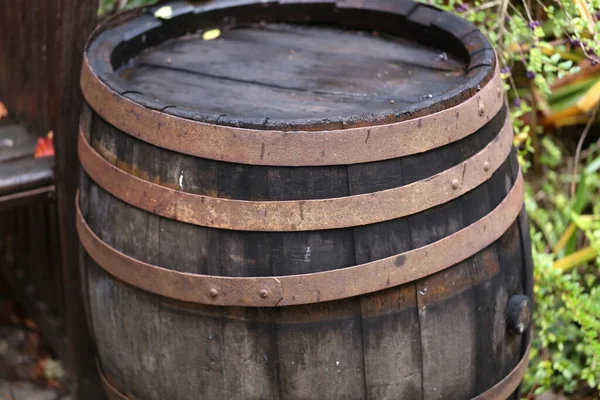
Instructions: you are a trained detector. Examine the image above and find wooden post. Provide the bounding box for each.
[0,0,102,398]
[53,1,103,399]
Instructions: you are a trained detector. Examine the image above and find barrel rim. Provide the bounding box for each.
[83,0,497,133]
[81,58,503,166]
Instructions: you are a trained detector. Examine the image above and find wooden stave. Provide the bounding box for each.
[79,101,511,278]
[76,172,524,307]
[97,344,531,400]
[81,213,531,400]
[82,106,521,398]
[77,114,515,232]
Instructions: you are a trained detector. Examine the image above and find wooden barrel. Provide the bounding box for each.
[77,1,533,399]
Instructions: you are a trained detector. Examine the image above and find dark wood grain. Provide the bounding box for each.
[405,119,479,399]
[0,0,100,398]
[347,120,422,399]
[82,103,528,399]
[0,122,37,163]
[51,1,102,398]
[0,157,54,196]
[122,23,467,121]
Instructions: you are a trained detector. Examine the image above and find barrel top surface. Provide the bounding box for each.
[85,0,496,131]
[119,23,469,121]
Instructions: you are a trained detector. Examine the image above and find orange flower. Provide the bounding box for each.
[34,131,55,158]
[0,101,7,120]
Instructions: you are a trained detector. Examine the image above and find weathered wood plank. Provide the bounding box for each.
[347,138,422,399]
[275,302,366,399]
[54,0,100,391]
[488,149,525,384]
[82,107,525,400]
[0,157,53,197]
[270,162,365,399]
[123,22,468,121]
[404,115,499,399]
[360,285,423,399]
[0,123,37,163]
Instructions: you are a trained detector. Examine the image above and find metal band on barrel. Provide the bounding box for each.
[97,343,530,400]
[78,116,513,232]
[97,361,129,400]
[472,343,531,400]
[76,170,523,307]
[80,57,503,166]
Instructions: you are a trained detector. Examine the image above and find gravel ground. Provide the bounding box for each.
[0,299,69,400]
[0,380,68,400]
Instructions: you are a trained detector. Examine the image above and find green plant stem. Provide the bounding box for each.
[571,102,600,197]
[531,80,542,171]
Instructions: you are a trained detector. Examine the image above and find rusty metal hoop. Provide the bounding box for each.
[76,170,523,307]
[78,115,513,232]
[472,343,531,400]
[81,59,503,166]
[97,360,129,400]
[97,343,530,400]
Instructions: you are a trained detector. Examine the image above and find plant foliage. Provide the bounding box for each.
[422,0,600,396]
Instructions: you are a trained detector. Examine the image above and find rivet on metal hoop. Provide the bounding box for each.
[259,289,269,298]
[478,103,485,116]
[209,288,219,298]
[483,161,490,171]
[451,179,460,190]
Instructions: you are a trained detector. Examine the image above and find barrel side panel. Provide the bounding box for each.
[347,109,510,398]
[268,160,366,399]
[405,126,480,399]
[78,66,531,400]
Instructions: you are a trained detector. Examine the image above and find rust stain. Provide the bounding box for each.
[90,139,117,165]
[394,255,407,267]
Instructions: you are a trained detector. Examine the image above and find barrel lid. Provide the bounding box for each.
[85,0,496,132]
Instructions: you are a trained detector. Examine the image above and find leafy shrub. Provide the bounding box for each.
[423,0,600,396]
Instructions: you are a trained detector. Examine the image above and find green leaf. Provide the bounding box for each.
[540,136,563,167]
[558,60,574,70]
[585,156,600,175]
[548,76,600,104]
[566,172,589,255]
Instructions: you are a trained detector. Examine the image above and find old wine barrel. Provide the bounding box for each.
[77,1,533,399]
